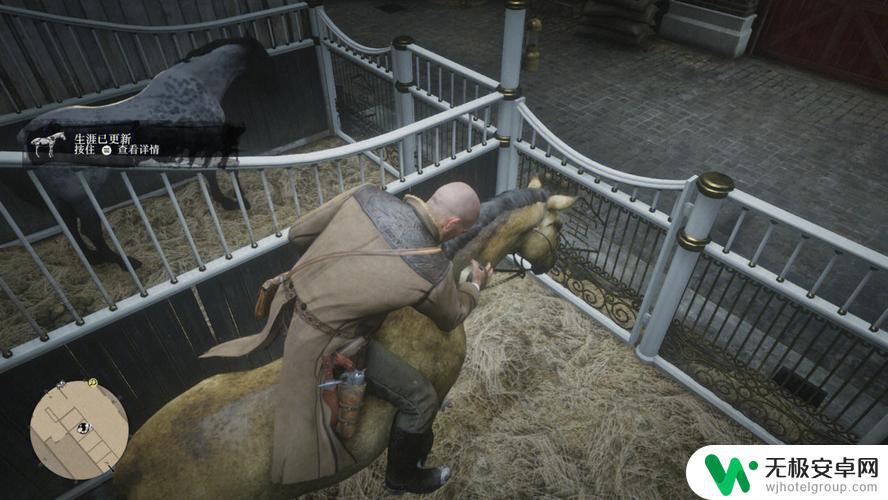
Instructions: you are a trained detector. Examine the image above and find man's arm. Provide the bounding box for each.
[413,266,481,332]
[287,183,371,252]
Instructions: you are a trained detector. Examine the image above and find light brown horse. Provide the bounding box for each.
[113,179,575,499]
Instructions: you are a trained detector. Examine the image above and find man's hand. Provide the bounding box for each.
[470,259,494,290]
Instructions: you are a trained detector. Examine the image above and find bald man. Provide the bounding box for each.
[200,181,493,493]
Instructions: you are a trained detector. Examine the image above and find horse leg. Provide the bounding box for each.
[232,170,250,210]
[77,205,142,271]
[205,171,240,211]
[58,201,101,264]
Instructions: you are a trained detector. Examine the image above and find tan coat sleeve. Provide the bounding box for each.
[413,266,480,332]
[287,183,372,252]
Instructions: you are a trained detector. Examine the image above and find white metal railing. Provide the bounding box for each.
[316,8,392,70]
[0,92,501,172]
[517,102,685,191]
[0,2,311,124]
[0,90,501,370]
[702,202,887,348]
[723,190,887,337]
[409,44,499,107]
[515,97,887,341]
[323,36,500,177]
[510,94,887,446]
[1,10,886,500]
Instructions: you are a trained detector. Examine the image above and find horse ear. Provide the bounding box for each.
[546,195,576,211]
[528,176,542,189]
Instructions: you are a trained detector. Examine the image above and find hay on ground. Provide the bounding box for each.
[307,275,759,499]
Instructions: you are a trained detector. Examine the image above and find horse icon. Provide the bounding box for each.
[30,131,66,158]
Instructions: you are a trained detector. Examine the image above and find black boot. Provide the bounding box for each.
[385,426,450,494]
[416,427,434,468]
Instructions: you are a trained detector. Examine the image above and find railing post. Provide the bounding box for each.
[636,172,735,362]
[391,35,418,173]
[307,0,341,134]
[495,0,528,194]
[628,178,697,345]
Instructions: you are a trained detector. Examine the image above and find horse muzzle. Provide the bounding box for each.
[530,253,556,275]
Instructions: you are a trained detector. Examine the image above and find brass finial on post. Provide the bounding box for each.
[523,16,542,72]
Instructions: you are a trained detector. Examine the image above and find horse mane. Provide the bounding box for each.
[181,37,268,63]
[442,187,550,259]
[179,36,276,98]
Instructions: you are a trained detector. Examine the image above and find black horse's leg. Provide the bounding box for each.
[231,170,250,210]
[58,201,102,265]
[205,171,240,211]
[77,204,142,271]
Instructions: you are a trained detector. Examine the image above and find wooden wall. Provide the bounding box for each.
[0,148,498,499]
[0,242,299,500]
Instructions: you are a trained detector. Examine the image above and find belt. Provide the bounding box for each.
[207,246,443,359]
[280,277,343,338]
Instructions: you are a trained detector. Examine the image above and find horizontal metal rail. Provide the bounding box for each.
[408,44,499,90]
[513,255,633,343]
[516,142,674,228]
[517,102,685,190]
[651,354,782,444]
[0,143,488,373]
[704,238,888,351]
[0,93,504,171]
[729,190,888,273]
[317,9,390,56]
[0,39,313,128]
[323,37,393,80]
[0,2,312,125]
[334,129,401,178]
[327,38,498,139]
[0,3,308,34]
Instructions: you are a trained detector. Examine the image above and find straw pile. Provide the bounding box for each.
[0,137,383,349]
[2,136,758,496]
[307,275,758,499]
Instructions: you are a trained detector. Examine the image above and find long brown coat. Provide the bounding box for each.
[200,184,479,484]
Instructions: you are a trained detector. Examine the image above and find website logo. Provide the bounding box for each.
[687,445,885,499]
[705,454,758,495]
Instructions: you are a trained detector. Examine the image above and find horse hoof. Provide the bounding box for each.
[220,198,239,211]
[122,256,142,271]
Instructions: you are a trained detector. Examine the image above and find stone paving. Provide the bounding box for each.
[324,0,888,255]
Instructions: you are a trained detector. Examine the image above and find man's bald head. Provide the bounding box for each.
[426,182,481,241]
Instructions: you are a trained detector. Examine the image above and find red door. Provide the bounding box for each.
[753,0,888,91]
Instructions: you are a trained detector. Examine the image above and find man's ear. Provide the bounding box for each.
[442,216,463,234]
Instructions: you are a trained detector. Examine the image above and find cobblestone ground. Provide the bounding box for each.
[325,0,888,255]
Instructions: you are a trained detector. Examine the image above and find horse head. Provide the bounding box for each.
[516,176,575,275]
[446,177,576,281]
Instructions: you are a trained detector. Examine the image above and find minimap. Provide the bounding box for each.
[30,379,129,480]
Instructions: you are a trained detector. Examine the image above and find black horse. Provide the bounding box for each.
[7,37,273,270]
